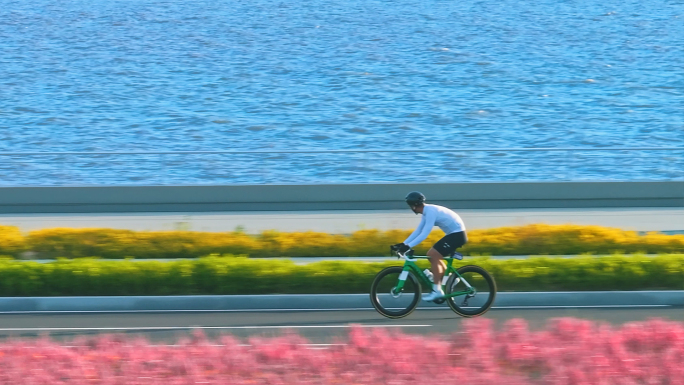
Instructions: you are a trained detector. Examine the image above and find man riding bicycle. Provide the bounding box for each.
[392,191,467,302]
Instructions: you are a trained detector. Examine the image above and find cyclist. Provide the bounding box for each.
[391,191,467,302]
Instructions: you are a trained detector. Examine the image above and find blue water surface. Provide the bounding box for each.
[0,0,682,185]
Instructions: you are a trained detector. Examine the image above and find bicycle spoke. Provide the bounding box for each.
[370,267,421,318]
[446,265,496,317]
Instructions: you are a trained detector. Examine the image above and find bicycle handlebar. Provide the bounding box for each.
[393,250,418,262]
[393,249,462,261]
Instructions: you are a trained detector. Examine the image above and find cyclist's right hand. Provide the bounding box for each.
[390,243,410,254]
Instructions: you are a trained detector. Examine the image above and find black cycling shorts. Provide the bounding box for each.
[433,231,467,257]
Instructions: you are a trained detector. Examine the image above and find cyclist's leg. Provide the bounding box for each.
[426,247,446,286]
[424,232,467,301]
[422,247,446,300]
[431,231,468,283]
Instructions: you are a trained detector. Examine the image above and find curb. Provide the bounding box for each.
[0,291,681,312]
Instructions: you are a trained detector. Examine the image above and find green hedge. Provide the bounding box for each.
[0,254,681,296]
[2,224,684,259]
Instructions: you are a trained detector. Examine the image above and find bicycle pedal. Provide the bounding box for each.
[433,298,445,304]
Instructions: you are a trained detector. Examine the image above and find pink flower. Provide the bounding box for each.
[0,319,681,384]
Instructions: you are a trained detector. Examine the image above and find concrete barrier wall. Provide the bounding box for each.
[0,182,682,213]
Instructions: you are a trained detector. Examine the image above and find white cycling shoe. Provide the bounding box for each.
[422,290,445,302]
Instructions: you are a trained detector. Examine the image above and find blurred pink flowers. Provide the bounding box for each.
[0,318,682,384]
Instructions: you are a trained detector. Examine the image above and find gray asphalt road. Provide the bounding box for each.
[2,207,683,233]
[0,307,681,343]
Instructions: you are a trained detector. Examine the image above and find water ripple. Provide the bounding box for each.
[0,0,682,185]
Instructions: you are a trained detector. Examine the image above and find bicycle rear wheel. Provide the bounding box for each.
[370,266,421,318]
[445,265,496,317]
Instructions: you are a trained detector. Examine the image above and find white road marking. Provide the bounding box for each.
[0,304,673,315]
[0,324,432,332]
[0,308,378,314]
[491,305,673,309]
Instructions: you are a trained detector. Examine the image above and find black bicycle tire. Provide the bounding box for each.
[445,265,497,318]
[370,266,421,319]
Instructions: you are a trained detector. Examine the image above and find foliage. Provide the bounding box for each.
[467,224,684,255]
[0,223,680,259]
[0,254,681,296]
[0,226,26,256]
[0,318,682,384]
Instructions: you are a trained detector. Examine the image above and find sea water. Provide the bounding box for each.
[0,0,682,185]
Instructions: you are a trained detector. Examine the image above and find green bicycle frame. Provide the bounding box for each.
[394,255,474,298]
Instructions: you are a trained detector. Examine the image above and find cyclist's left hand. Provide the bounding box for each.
[390,243,410,254]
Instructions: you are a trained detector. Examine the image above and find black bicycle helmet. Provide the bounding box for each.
[405,191,426,206]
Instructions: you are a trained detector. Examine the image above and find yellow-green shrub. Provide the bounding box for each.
[0,254,681,296]
[464,224,684,255]
[0,226,26,256]
[11,224,684,259]
[25,228,260,259]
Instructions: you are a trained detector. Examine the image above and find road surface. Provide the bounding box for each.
[0,307,680,343]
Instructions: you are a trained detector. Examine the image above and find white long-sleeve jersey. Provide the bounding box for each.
[403,204,466,248]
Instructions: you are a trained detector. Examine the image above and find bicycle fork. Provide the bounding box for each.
[392,269,411,295]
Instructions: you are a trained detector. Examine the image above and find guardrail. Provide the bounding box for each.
[0,182,682,213]
[0,147,682,186]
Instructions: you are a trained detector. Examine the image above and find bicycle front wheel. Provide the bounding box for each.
[370,266,421,318]
[445,265,496,318]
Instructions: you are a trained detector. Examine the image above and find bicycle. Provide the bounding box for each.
[370,249,497,318]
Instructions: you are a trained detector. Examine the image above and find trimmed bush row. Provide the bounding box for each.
[0,254,681,296]
[2,223,684,259]
[2,318,683,384]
